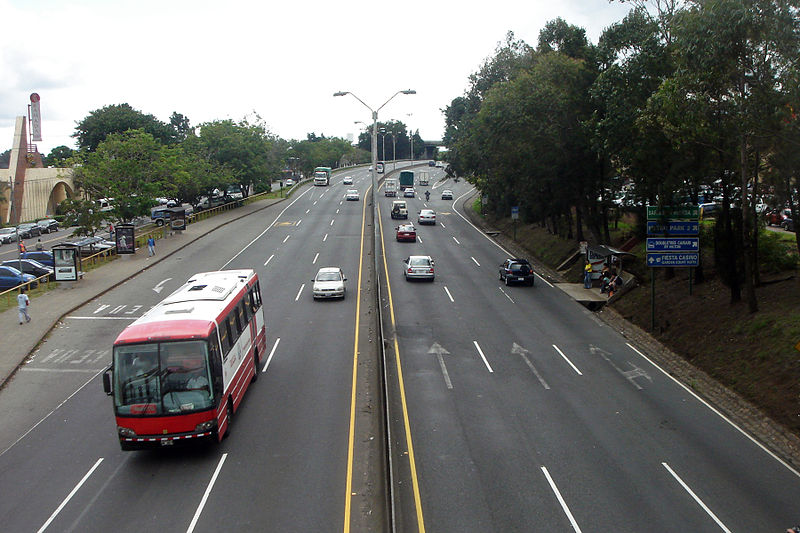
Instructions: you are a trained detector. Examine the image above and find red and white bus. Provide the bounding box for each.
[103,269,266,450]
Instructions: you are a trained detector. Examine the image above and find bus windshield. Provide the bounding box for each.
[113,340,214,416]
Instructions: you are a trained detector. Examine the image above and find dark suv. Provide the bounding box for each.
[499,258,535,286]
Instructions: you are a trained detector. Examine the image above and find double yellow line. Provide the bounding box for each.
[343,193,425,532]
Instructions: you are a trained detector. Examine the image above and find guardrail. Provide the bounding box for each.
[0,271,57,311]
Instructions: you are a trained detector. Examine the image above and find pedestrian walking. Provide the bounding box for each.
[17,288,31,325]
[109,223,114,239]
[147,236,155,256]
[583,261,593,289]
[18,240,26,254]
[35,238,43,251]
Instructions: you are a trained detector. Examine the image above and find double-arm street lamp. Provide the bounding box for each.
[333,90,416,193]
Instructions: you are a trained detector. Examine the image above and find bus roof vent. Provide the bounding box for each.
[165,306,194,314]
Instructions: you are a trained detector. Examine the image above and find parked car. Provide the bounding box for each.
[37,219,59,234]
[396,224,417,242]
[499,258,535,286]
[428,160,436,167]
[342,176,353,185]
[404,187,416,198]
[346,189,360,201]
[782,217,795,232]
[0,228,17,244]
[1,259,53,280]
[312,267,346,299]
[17,223,41,239]
[21,251,54,268]
[418,209,436,225]
[441,189,453,200]
[403,255,435,281]
[195,195,228,211]
[765,208,791,226]
[0,265,37,290]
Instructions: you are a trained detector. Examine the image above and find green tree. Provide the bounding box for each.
[73,103,177,151]
[0,149,10,169]
[43,146,75,167]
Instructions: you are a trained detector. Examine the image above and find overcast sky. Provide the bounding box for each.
[1,0,633,155]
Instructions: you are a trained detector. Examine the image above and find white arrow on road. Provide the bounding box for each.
[590,344,652,389]
[153,278,172,294]
[512,343,550,389]
[428,342,453,389]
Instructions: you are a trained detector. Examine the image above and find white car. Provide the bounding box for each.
[343,176,353,185]
[441,189,453,200]
[346,189,360,201]
[418,209,436,225]
[404,187,416,198]
[285,178,295,187]
[312,267,346,299]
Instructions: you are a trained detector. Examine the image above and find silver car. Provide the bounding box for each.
[418,209,436,225]
[403,255,435,281]
[312,267,347,299]
[0,228,17,244]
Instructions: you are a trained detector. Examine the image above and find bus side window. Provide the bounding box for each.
[228,312,240,343]
[254,282,262,308]
[239,300,249,324]
[248,289,258,314]
[208,332,223,396]
[221,320,232,356]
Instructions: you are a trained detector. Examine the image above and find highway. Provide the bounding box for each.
[0,162,798,532]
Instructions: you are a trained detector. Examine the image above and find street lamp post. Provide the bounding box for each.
[406,113,413,161]
[379,128,386,165]
[391,132,397,171]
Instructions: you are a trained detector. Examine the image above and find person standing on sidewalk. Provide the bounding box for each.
[147,236,156,256]
[17,288,31,325]
[583,261,593,289]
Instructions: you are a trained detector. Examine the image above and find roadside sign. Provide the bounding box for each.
[646,237,699,252]
[647,253,699,267]
[511,206,519,220]
[646,220,699,235]
[647,206,700,220]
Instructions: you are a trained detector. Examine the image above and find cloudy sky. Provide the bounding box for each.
[1,0,633,155]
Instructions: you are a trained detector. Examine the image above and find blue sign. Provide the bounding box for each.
[647,220,699,235]
[511,206,519,220]
[646,237,699,252]
[647,253,699,267]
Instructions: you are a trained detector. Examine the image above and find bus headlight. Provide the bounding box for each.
[118,426,136,437]
[195,420,216,432]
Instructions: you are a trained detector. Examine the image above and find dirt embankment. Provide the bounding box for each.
[460,195,800,471]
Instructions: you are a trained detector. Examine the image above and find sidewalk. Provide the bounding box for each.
[0,194,287,389]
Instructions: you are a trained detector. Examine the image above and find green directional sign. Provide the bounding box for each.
[646,205,700,220]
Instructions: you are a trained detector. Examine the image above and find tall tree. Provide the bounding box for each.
[73,103,177,151]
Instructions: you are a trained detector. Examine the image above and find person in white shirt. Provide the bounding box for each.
[17,288,30,325]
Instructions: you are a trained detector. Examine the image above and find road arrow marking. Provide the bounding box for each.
[153,278,172,294]
[590,344,652,389]
[428,342,453,389]
[512,343,550,389]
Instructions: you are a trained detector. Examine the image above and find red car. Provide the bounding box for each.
[765,208,791,226]
[396,224,416,242]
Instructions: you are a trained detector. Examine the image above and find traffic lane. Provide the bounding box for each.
[425,196,800,528]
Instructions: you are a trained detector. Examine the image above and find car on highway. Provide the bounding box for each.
[499,258,535,286]
[21,251,54,267]
[428,160,435,167]
[403,255,435,281]
[343,176,353,185]
[441,189,453,200]
[17,223,41,239]
[0,227,18,244]
[285,178,295,187]
[0,265,37,291]
[418,209,436,225]
[403,187,416,198]
[1,259,53,280]
[390,200,408,219]
[396,224,417,242]
[346,189,360,201]
[312,267,346,299]
[36,219,59,234]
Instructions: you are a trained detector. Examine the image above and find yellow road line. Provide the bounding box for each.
[377,204,426,532]
[343,182,370,532]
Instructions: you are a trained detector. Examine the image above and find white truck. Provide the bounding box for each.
[418,172,430,186]
[384,178,398,197]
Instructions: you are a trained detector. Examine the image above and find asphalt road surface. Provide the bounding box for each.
[0,163,799,532]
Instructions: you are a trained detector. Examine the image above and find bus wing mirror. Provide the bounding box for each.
[102,368,112,395]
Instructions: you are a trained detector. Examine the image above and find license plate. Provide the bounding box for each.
[161,439,174,446]
[516,277,524,281]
